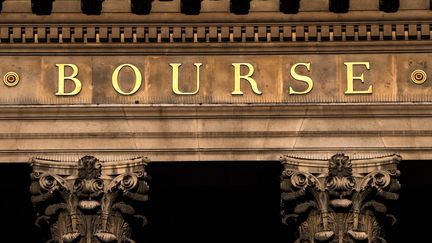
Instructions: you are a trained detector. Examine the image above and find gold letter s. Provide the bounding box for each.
[289,63,313,95]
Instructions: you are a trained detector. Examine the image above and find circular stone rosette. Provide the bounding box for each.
[411,69,427,84]
[3,72,20,87]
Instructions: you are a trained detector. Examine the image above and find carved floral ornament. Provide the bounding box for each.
[280,153,401,243]
[30,155,150,243]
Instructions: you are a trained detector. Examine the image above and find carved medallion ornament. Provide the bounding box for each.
[280,154,401,243]
[30,155,150,243]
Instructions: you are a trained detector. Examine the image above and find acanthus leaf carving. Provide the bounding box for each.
[30,155,150,243]
[281,153,401,243]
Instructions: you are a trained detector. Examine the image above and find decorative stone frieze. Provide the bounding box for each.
[30,155,150,243]
[280,153,401,243]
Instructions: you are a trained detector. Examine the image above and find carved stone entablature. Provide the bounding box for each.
[280,153,401,243]
[30,155,150,243]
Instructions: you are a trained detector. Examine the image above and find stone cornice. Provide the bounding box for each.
[0,103,431,119]
[2,41,432,55]
[0,20,431,46]
[0,8,431,51]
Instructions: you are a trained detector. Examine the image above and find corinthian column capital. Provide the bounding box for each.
[280,153,401,243]
[30,155,150,243]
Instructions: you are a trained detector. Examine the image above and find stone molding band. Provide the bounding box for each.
[0,22,430,44]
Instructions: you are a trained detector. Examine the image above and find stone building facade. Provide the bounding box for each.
[0,0,431,242]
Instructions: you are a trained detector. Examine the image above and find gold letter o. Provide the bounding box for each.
[112,64,142,96]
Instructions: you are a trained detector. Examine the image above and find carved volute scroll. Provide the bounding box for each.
[30,155,150,243]
[280,153,401,243]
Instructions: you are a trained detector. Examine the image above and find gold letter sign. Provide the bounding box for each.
[232,63,262,95]
[171,63,202,95]
[289,63,313,95]
[344,62,373,94]
[112,64,142,96]
[56,64,82,96]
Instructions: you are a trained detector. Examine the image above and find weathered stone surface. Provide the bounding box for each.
[0,54,431,105]
[0,1,430,164]
[0,104,430,163]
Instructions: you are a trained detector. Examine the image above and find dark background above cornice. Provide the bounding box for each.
[0,0,410,16]
[0,0,425,16]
